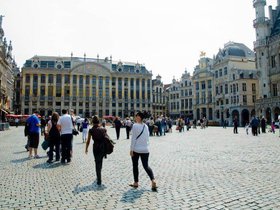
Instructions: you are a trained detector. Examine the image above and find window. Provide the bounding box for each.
[271,55,276,68]
[207,80,212,89]
[272,84,278,96]
[73,75,77,84]
[224,67,228,75]
[225,84,228,94]
[41,75,45,83]
[219,69,222,77]
[65,75,70,83]
[232,74,235,80]
[252,95,256,103]
[215,71,218,78]
[196,82,199,90]
[216,86,219,95]
[201,81,205,90]
[243,95,247,105]
[26,74,30,83]
[242,83,247,91]
[92,76,96,85]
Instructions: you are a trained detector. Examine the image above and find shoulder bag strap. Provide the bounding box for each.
[136,125,145,140]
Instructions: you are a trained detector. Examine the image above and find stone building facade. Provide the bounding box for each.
[152,75,166,117]
[253,0,280,122]
[0,15,16,121]
[192,56,214,123]
[212,42,259,126]
[21,55,153,118]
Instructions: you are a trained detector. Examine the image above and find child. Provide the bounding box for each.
[271,121,275,134]
[245,123,250,135]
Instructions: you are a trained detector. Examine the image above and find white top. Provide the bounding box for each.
[130,123,150,153]
[57,114,73,135]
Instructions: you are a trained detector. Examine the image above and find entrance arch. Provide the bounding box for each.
[266,108,272,123]
[232,110,239,125]
[241,109,250,126]
[196,109,200,120]
[274,107,280,121]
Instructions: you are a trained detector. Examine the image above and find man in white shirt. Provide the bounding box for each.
[125,117,132,139]
[57,109,73,163]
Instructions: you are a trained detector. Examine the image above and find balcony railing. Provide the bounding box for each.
[254,38,267,49]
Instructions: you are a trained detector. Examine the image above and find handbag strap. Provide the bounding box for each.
[136,125,145,140]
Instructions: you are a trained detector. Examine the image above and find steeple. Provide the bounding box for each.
[253,0,269,41]
[253,0,270,98]
[0,15,4,43]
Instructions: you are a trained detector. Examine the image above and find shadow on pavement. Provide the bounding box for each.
[73,182,107,195]
[33,162,62,169]
[120,188,147,203]
[11,157,30,163]
[13,151,28,154]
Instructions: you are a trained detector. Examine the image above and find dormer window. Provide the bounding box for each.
[33,63,39,69]
[118,68,122,72]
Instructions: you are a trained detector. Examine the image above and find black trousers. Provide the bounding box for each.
[61,134,73,162]
[115,127,121,140]
[48,139,60,161]
[131,152,154,183]
[233,126,238,133]
[93,150,104,184]
[125,126,131,139]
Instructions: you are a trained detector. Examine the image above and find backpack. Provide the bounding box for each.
[90,127,115,158]
[49,122,60,139]
[103,131,114,157]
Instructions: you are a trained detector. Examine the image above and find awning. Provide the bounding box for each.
[1,109,8,114]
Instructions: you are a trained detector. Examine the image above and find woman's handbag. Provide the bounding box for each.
[79,126,83,132]
[41,139,49,150]
[72,129,79,136]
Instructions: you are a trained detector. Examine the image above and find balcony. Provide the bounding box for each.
[253,17,269,28]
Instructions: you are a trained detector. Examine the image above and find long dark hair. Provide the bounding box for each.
[51,112,59,124]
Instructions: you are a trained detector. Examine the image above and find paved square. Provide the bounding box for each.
[0,126,280,209]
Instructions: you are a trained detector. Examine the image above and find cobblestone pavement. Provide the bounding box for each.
[0,125,280,210]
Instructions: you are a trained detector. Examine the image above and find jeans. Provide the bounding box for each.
[131,152,154,182]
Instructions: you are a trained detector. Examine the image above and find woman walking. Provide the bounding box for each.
[46,112,61,163]
[81,118,89,143]
[129,111,157,192]
[85,116,107,186]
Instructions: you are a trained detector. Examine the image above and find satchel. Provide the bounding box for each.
[72,129,79,136]
[79,126,83,132]
[41,139,49,150]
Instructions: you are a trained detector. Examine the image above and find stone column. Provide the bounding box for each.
[61,74,65,110]
[109,77,112,115]
[115,77,119,115]
[128,78,131,112]
[89,75,92,115]
[96,76,99,115]
[53,75,57,111]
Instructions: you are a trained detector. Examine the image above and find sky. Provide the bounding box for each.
[0,0,276,84]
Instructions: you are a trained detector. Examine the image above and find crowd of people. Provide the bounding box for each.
[22,109,280,190]
[24,110,158,191]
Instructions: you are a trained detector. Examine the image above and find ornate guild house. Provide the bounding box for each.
[21,55,153,118]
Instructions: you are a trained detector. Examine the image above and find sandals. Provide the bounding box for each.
[129,184,138,188]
